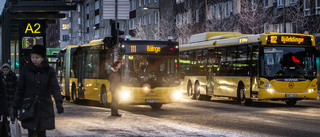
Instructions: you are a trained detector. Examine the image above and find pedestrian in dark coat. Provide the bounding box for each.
[1,63,18,114]
[12,45,64,137]
[108,61,122,117]
[0,74,10,137]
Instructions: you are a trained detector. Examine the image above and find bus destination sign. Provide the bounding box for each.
[124,41,179,55]
[267,35,312,45]
[128,45,162,54]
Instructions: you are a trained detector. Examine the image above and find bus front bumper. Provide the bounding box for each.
[258,89,318,100]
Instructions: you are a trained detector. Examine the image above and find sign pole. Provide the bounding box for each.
[115,0,119,45]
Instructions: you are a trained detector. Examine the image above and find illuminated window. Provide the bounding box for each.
[62,24,69,30]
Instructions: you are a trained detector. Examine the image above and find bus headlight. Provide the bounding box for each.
[304,89,316,93]
[173,91,181,100]
[267,89,275,93]
[120,89,131,101]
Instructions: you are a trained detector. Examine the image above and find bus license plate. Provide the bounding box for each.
[145,99,158,103]
[285,94,297,97]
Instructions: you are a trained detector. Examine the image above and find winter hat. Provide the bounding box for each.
[2,63,10,69]
[30,44,46,58]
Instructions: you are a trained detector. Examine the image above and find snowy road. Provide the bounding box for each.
[19,95,320,137]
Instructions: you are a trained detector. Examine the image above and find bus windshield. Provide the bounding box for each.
[261,46,317,79]
[122,55,179,87]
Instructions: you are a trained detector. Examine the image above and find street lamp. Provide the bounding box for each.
[143,6,159,10]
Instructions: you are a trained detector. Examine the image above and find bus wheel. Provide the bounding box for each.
[150,104,162,109]
[193,82,200,100]
[238,85,252,106]
[101,86,110,108]
[72,84,79,104]
[187,81,193,97]
[285,100,297,106]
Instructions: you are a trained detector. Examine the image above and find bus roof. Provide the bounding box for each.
[180,32,315,51]
[89,39,104,44]
[189,32,241,43]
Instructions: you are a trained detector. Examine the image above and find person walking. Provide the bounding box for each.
[1,63,18,118]
[0,77,10,137]
[12,44,64,137]
[108,61,122,117]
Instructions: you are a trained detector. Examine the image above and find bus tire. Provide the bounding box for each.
[285,100,297,106]
[187,81,193,97]
[101,85,110,108]
[193,82,200,100]
[238,84,252,106]
[72,84,79,104]
[150,103,162,109]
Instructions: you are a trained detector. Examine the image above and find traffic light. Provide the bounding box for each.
[110,20,124,46]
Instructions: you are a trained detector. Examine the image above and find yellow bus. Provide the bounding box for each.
[57,38,181,109]
[180,32,318,106]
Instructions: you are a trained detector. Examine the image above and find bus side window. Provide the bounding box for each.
[237,45,249,76]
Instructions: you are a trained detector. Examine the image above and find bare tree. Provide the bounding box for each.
[284,0,308,33]
[174,0,206,43]
[158,1,175,40]
[236,0,272,34]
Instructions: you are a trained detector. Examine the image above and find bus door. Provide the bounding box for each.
[77,48,86,100]
[207,49,215,95]
[249,44,259,99]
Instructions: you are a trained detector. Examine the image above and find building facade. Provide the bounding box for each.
[131,0,320,45]
[67,0,128,46]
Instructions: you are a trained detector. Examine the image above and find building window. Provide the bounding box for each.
[62,24,69,30]
[187,10,192,24]
[139,0,141,7]
[196,9,199,23]
[304,0,311,16]
[129,18,136,30]
[62,35,69,41]
[316,0,320,14]
[207,5,212,20]
[95,0,99,10]
[290,0,297,5]
[215,4,221,20]
[182,12,187,26]
[78,18,81,25]
[176,14,180,27]
[154,11,158,24]
[148,14,151,24]
[264,0,269,7]
[291,22,297,33]
[77,4,81,12]
[95,15,100,24]
[139,17,142,26]
[252,0,258,10]
[154,0,157,3]
[143,16,147,25]
[277,0,283,7]
[225,1,232,17]
[130,0,136,11]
